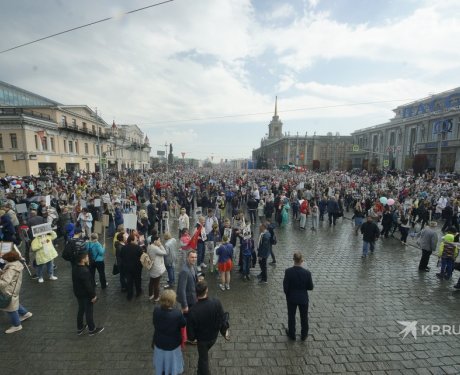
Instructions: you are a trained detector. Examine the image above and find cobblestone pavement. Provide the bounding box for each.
[1,215,460,375]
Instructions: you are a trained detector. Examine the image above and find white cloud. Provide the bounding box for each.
[259,2,460,73]
[1,0,460,159]
[264,4,296,22]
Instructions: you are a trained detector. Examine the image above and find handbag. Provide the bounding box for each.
[0,271,20,309]
[140,252,153,270]
[112,263,120,275]
[180,326,187,349]
[0,292,12,309]
[220,311,230,340]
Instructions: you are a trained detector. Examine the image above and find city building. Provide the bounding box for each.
[351,87,460,172]
[0,80,151,176]
[252,97,353,170]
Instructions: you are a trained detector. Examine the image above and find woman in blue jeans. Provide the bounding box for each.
[0,250,33,334]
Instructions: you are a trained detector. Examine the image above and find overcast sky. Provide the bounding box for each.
[1,0,460,160]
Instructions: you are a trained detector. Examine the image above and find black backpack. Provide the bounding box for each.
[62,238,87,263]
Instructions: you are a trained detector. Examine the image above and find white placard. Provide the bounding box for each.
[195,207,202,217]
[16,203,28,214]
[94,199,101,207]
[45,195,51,207]
[80,199,87,208]
[123,214,137,230]
[0,242,13,254]
[31,222,53,237]
[162,211,169,220]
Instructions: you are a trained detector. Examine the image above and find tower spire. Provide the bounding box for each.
[274,96,278,117]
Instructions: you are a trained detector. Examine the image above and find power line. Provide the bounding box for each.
[0,0,175,54]
[137,98,415,126]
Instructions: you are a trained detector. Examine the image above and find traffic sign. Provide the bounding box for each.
[352,145,359,152]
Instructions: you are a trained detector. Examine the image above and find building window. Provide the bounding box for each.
[75,141,79,154]
[50,137,55,152]
[85,143,89,154]
[68,141,73,153]
[61,115,67,125]
[0,134,3,149]
[0,160,5,173]
[64,139,67,153]
[96,144,100,156]
[93,144,96,155]
[82,122,87,131]
[92,125,96,134]
[10,133,17,149]
[34,135,39,149]
[72,118,76,126]
[42,136,48,151]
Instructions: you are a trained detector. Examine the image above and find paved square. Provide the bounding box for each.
[1,217,459,374]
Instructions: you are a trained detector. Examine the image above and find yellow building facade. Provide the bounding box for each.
[0,81,151,176]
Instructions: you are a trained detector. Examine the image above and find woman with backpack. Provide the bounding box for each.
[87,233,107,289]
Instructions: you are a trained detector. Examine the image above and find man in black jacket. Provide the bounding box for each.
[187,280,225,375]
[72,251,104,336]
[360,215,380,258]
[283,252,314,341]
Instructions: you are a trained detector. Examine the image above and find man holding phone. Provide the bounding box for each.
[72,250,104,336]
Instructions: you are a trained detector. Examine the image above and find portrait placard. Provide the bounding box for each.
[31,222,53,237]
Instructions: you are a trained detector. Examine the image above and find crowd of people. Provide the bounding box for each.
[1,166,460,373]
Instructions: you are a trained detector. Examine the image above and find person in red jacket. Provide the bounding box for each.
[299,200,309,230]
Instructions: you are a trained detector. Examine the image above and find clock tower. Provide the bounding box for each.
[268,96,283,139]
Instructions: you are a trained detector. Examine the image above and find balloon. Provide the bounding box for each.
[387,198,395,206]
[379,197,388,205]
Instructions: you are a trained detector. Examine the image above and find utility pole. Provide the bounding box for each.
[435,131,442,178]
[165,141,168,172]
[95,108,103,187]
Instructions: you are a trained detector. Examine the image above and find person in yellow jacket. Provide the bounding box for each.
[31,231,58,284]
[436,233,459,280]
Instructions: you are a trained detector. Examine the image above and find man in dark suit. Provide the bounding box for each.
[283,252,314,341]
[176,251,199,317]
[187,280,225,375]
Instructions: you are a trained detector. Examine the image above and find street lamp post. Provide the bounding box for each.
[94,108,103,187]
[435,131,442,178]
[164,142,168,172]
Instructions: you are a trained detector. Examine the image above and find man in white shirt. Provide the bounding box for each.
[204,209,218,235]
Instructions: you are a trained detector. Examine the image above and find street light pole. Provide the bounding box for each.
[165,142,168,172]
[95,108,103,187]
[435,132,442,178]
